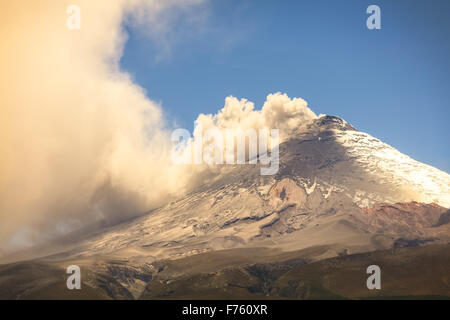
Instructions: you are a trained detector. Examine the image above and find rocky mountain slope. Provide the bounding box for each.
[35,115,448,260]
[0,115,449,299]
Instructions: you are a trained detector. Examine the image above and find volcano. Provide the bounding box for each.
[1,115,449,300]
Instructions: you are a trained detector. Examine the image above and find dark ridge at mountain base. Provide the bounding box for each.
[140,244,450,300]
[1,244,448,300]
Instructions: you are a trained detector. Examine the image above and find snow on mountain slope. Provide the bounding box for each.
[334,125,449,207]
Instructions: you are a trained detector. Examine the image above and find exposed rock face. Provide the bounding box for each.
[364,202,446,226]
[362,202,449,237]
[299,115,357,132]
[268,178,308,209]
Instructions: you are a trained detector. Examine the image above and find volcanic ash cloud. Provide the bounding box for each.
[0,0,317,254]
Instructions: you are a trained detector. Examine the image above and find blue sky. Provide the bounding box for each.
[120,0,450,172]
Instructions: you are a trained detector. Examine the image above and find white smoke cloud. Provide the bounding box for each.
[171,93,317,174]
[0,1,317,255]
[193,93,317,141]
[0,0,205,252]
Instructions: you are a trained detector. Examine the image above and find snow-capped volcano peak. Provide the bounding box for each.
[330,121,449,208]
[287,114,449,208]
